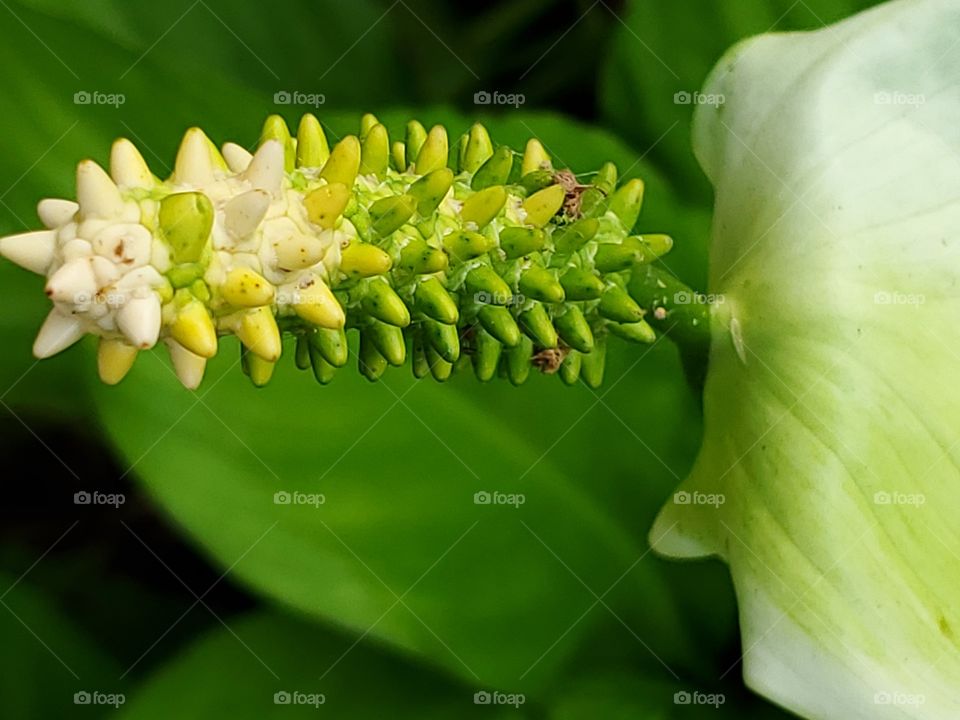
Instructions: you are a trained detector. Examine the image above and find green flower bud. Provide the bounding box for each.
[414,277,458,325]
[499,227,545,259]
[519,266,564,304]
[309,327,348,368]
[414,125,448,174]
[359,123,390,178]
[408,168,454,215]
[459,185,507,229]
[296,113,330,168]
[404,120,428,165]
[422,318,459,363]
[518,303,558,349]
[369,194,417,236]
[159,192,214,264]
[461,123,494,173]
[358,330,388,381]
[558,348,581,385]
[320,135,361,187]
[580,337,606,389]
[560,268,604,301]
[471,327,502,382]
[505,335,534,386]
[477,305,520,348]
[471,145,513,190]
[554,305,593,353]
[364,319,405,367]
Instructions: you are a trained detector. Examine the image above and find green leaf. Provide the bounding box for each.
[0,571,120,718]
[92,332,697,691]
[9,0,404,108]
[600,0,883,207]
[547,668,796,719]
[118,611,521,719]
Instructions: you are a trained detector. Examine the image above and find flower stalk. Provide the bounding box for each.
[0,114,708,389]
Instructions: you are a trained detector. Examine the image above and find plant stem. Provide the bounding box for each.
[628,264,712,392]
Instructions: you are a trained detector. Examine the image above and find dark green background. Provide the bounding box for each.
[0,0,878,717]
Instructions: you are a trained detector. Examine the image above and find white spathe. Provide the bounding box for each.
[650,1,960,718]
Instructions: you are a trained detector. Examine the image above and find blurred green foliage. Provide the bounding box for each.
[600,0,882,208]
[0,0,880,716]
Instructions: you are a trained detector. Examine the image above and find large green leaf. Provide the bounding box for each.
[10,0,404,109]
[118,611,521,719]
[600,0,882,207]
[92,331,696,692]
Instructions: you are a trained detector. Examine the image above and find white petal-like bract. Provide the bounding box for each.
[652,1,960,717]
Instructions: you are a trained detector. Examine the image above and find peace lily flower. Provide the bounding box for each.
[651,0,960,717]
[3,0,955,716]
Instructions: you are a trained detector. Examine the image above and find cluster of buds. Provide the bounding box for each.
[0,114,680,389]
